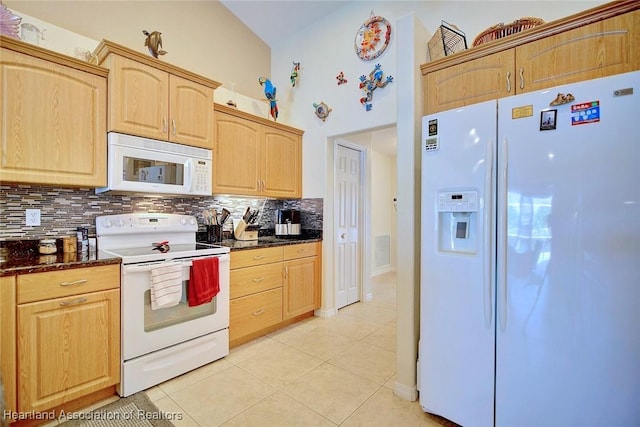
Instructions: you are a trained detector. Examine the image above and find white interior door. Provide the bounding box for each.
[335,143,362,309]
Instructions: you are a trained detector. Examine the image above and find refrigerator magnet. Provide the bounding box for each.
[540,109,557,131]
[571,101,601,126]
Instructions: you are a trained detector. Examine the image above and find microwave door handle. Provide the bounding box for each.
[184,159,194,192]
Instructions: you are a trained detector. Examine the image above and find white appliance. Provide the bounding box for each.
[419,71,640,427]
[96,213,230,397]
[96,132,212,196]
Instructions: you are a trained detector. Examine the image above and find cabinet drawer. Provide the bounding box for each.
[230,288,282,341]
[17,265,120,304]
[231,263,282,299]
[283,242,320,260]
[231,247,283,269]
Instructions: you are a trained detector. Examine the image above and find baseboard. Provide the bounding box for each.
[364,292,373,302]
[314,307,336,318]
[394,381,418,401]
[371,265,394,277]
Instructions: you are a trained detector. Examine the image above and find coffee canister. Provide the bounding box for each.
[38,239,57,255]
[63,236,77,253]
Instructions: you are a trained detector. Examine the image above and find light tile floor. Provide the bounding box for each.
[56,272,455,426]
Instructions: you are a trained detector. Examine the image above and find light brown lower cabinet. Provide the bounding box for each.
[283,243,321,320]
[229,242,322,347]
[1,264,121,417]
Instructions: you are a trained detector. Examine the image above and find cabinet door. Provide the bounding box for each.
[424,50,515,114]
[17,289,120,412]
[0,49,107,187]
[169,75,214,148]
[283,256,320,320]
[1,276,16,414]
[107,55,168,140]
[516,11,639,93]
[261,127,302,198]
[213,111,261,195]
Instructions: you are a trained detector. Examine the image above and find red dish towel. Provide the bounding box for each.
[188,257,220,307]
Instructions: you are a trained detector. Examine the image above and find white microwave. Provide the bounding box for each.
[96,133,212,196]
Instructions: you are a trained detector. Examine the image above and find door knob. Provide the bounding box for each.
[341,233,346,239]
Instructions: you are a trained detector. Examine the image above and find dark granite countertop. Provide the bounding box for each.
[199,229,323,252]
[0,231,323,275]
[0,240,121,276]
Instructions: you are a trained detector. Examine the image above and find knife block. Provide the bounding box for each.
[233,219,259,241]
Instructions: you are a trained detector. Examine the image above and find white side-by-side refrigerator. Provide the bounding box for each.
[419,71,640,427]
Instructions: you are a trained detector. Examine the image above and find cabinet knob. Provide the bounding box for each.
[162,117,168,133]
[252,308,265,316]
[252,277,265,282]
[172,119,177,135]
[506,71,511,93]
[519,68,525,90]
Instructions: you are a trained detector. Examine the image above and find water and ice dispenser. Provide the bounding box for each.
[437,190,478,254]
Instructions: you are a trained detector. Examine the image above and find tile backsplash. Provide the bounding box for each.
[0,184,323,240]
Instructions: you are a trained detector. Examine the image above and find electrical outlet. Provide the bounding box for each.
[26,209,41,226]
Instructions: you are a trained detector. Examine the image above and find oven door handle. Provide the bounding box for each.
[123,260,192,274]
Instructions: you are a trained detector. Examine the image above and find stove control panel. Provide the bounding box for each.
[97,213,198,235]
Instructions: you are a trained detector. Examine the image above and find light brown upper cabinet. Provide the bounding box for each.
[422,3,639,114]
[0,36,107,187]
[214,103,303,198]
[95,40,220,149]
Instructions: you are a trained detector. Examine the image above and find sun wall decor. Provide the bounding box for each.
[355,13,392,61]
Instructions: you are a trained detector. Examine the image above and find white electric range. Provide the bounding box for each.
[96,213,230,397]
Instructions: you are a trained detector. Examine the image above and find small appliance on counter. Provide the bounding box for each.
[275,209,301,237]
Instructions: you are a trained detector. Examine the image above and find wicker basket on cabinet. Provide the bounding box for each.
[473,17,545,47]
[428,21,467,61]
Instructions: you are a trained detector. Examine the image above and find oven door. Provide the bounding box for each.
[121,253,229,360]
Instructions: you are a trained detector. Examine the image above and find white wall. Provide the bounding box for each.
[371,150,397,275]
[4,0,272,100]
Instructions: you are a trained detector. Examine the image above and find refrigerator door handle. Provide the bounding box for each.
[483,138,494,329]
[498,137,509,331]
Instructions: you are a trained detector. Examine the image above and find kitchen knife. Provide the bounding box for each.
[243,207,252,222]
[220,208,231,225]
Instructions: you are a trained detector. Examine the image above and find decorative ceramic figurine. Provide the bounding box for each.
[0,3,21,39]
[143,30,167,58]
[290,62,301,87]
[550,93,575,106]
[359,63,393,111]
[313,102,332,122]
[226,82,238,108]
[336,71,348,85]
[259,77,278,121]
